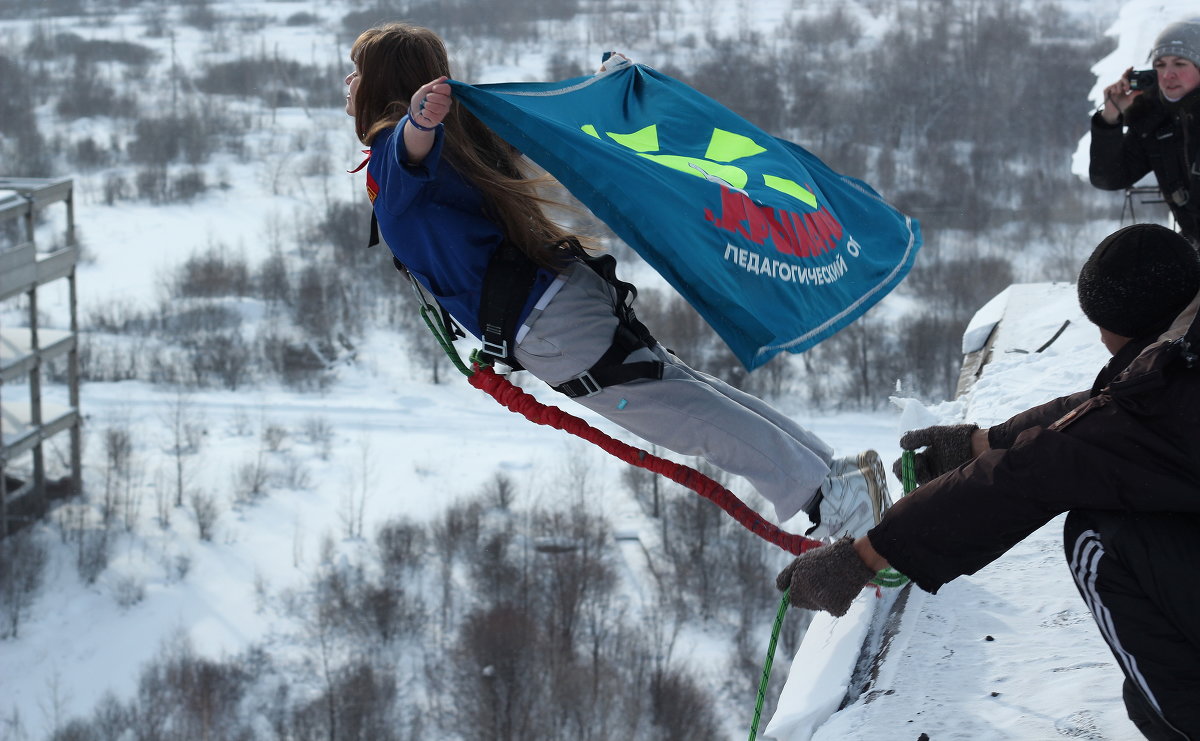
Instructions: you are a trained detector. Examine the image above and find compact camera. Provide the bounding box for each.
[1128,68,1157,90]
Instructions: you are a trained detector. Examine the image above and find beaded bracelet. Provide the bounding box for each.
[407,114,441,133]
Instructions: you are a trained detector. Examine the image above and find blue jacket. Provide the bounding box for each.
[367,117,557,339]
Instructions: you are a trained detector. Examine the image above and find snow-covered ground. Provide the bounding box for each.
[2,0,1194,738]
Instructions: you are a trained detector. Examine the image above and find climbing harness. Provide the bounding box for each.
[745,452,915,741]
[389,225,665,391]
[410,273,822,554]
[547,251,664,398]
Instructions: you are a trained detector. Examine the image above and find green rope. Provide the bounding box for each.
[418,304,474,377]
[748,590,792,741]
[871,568,909,586]
[748,451,919,738]
[900,448,918,493]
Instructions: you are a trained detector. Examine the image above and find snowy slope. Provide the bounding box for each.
[767,284,1135,740]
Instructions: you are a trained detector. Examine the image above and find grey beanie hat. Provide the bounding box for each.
[1148,18,1200,68]
[1077,224,1200,338]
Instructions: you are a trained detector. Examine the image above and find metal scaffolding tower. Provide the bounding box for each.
[0,177,82,538]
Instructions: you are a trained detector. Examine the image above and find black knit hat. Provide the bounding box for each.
[1077,224,1200,338]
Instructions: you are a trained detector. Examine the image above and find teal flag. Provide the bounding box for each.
[449,62,920,370]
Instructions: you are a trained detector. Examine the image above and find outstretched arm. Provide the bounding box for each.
[403,76,452,166]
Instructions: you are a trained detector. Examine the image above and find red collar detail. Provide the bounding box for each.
[348,149,371,174]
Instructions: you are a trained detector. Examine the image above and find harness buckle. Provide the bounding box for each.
[571,371,603,397]
[482,338,509,360]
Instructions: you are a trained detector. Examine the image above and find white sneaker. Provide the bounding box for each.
[805,450,890,541]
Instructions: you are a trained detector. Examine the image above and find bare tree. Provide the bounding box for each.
[39,669,72,740]
[301,415,334,461]
[341,435,373,539]
[0,531,48,638]
[233,452,270,504]
[155,466,172,529]
[538,508,617,657]
[430,498,484,631]
[649,664,722,741]
[452,604,544,741]
[101,425,133,528]
[261,424,287,453]
[622,443,663,518]
[483,472,517,511]
[190,490,220,542]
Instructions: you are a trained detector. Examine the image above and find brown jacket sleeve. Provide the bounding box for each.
[870,334,1200,594]
[985,390,1089,450]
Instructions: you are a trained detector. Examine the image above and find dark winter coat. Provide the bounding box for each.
[1089,89,1200,244]
[869,292,1200,594]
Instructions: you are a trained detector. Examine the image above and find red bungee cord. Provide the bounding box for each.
[467,363,822,556]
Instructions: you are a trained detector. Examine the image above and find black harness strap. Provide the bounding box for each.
[368,213,662,392]
[576,252,657,348]
[477,241,540,369]
[550,250,665,398]
[368,211,380,248]
[551,323,664,397]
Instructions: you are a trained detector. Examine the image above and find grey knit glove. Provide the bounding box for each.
[891,423,978,485]
[775,536,877,617]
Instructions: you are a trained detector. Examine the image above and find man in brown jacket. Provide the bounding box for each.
[776,224,1200,740]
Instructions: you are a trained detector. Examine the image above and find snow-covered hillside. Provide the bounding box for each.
[2,0,1193,739]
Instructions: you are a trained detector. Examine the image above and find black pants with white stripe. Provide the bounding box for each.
[1065,510,1200,740]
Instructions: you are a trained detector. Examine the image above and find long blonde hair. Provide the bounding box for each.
[350,23,583,269]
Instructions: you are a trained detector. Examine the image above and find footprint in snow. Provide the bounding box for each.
[1040,609,1090,628]
[1054,709,1104,738]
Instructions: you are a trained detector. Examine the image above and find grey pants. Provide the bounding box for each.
[514,261,833,521]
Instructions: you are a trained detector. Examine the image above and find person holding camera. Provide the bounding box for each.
[1090,18,1200,246]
